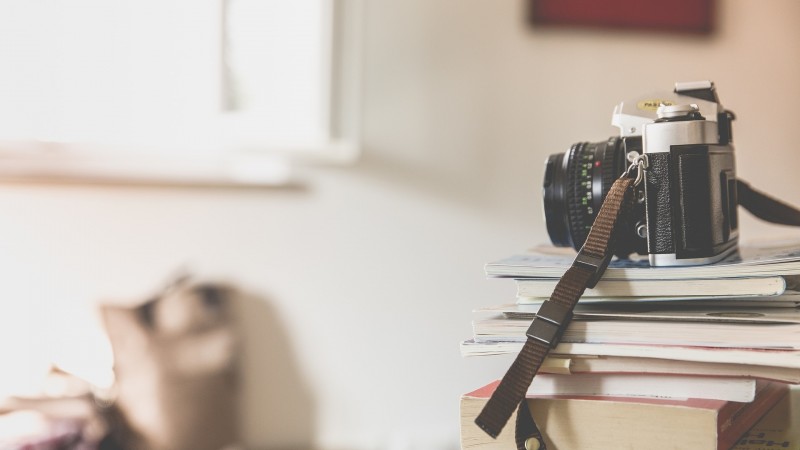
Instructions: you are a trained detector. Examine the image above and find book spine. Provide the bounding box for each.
[717,382,789,450]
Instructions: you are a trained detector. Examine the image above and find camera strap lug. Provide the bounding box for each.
[622,153,648,187]
[475,176,636,450]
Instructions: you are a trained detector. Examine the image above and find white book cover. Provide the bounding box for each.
[528,373,757,402]
[515,276,787,298]
[472,316,800,349]
[459,340,800,371]
[485,241,800,280]
[477,303,800,324]
[515,294,800,307]
[536,354,800,384]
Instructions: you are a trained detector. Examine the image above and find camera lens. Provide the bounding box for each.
[543,136,640,251]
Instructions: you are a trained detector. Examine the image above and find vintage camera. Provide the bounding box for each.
[543,81,739,266]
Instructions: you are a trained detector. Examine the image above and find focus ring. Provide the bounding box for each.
[566,142,591,249]
[600,138,618,197]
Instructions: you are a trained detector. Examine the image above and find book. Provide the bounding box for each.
[484,242,800,280]
[459,341,800,377]
[516,276,788,298]
[733,388,800,449]
[516,294,800,307]
[527,373,757,402]
[472,316,800,349]
[478,303,800,324]
[460,380,789,450]
[533,354,800,384]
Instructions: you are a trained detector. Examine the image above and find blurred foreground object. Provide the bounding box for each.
[0,278,241,449]
[100,278,240,450]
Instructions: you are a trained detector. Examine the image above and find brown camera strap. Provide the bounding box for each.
[737,180,800,226]
[475,176,635,450]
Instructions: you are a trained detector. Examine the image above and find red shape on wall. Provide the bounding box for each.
[530,0,714,34]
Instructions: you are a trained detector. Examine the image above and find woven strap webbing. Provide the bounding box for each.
[474,177,635,450]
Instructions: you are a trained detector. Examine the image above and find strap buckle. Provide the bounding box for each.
[574,248,613,289]
[526,300,573,348]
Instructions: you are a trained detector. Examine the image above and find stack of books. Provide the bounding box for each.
[461,241,800,450]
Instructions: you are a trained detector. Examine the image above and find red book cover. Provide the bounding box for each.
[464,379,788,450]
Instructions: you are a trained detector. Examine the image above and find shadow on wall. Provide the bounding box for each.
[235,289,316,450]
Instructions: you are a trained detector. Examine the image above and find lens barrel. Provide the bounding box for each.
[543,136,641,252]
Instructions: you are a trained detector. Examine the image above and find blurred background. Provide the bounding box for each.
[0,0,798,449]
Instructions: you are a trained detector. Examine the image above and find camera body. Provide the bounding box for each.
[543,81,738,266]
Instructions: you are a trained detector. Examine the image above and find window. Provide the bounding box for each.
[0,0,361,185]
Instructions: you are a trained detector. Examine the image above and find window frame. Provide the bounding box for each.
[0,0,362,186]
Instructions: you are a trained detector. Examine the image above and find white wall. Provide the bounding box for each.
[0,1,799,449]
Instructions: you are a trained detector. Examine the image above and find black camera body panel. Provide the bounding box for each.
[644,145,738,262]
